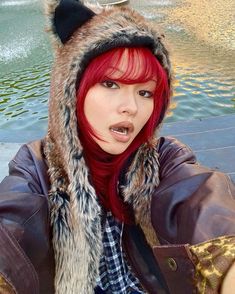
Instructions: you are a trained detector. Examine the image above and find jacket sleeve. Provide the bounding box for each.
[0,142,52,294]
[151,137,235,294]
[152,136,235,245]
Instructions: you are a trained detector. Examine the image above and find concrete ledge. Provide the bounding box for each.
[161,114,235,182]
[0,143,22,182]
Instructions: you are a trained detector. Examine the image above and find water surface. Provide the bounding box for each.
[0,0,234,139]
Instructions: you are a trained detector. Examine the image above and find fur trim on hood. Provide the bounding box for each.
[43,1,171,292]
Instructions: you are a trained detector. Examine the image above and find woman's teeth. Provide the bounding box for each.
[111,127,128,135]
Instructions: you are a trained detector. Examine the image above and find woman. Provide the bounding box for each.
[0,1,235,293]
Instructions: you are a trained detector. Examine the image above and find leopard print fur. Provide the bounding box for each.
[190,235,235,293]
[0,274,15,294]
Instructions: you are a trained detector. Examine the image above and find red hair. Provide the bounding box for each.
[77,47,170,223]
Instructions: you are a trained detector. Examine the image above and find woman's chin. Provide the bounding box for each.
[97,141,130,155]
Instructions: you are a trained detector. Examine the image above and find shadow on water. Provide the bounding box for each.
[0,0,234,140]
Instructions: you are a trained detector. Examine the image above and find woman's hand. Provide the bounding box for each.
[221,261,235,293]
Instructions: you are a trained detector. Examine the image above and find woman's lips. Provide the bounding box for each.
[109,121,134,143]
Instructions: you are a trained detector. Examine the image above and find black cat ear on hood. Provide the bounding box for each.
[53,0,96,44]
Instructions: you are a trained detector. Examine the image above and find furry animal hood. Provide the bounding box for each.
[43,1,172,293]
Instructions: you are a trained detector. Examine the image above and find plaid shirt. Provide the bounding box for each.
[96,211,145,294]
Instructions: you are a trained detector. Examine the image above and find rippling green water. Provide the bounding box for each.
[0,0,234,136]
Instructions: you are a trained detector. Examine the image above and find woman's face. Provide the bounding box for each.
[84,53,155,155]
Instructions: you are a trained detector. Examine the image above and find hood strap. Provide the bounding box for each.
[122,140,160,246]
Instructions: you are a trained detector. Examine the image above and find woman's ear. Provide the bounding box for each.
[46,0,96,44]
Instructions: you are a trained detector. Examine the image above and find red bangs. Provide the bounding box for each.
[78,47,165,98]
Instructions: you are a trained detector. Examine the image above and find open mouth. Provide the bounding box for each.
[110,127,129,135]
[109,122,134,135]
[109,121,134,142]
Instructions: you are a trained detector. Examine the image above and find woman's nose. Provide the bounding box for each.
[118,92,138,116]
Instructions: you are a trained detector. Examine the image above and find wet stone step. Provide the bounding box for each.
[161,114,235,183]
[162,114,235,136]
[0,143,22,182]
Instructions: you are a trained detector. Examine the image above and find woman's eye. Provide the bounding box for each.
[101,80,119,89]
[139,90,153,98]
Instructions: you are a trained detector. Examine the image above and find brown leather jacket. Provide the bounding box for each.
[0,137,235,294]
